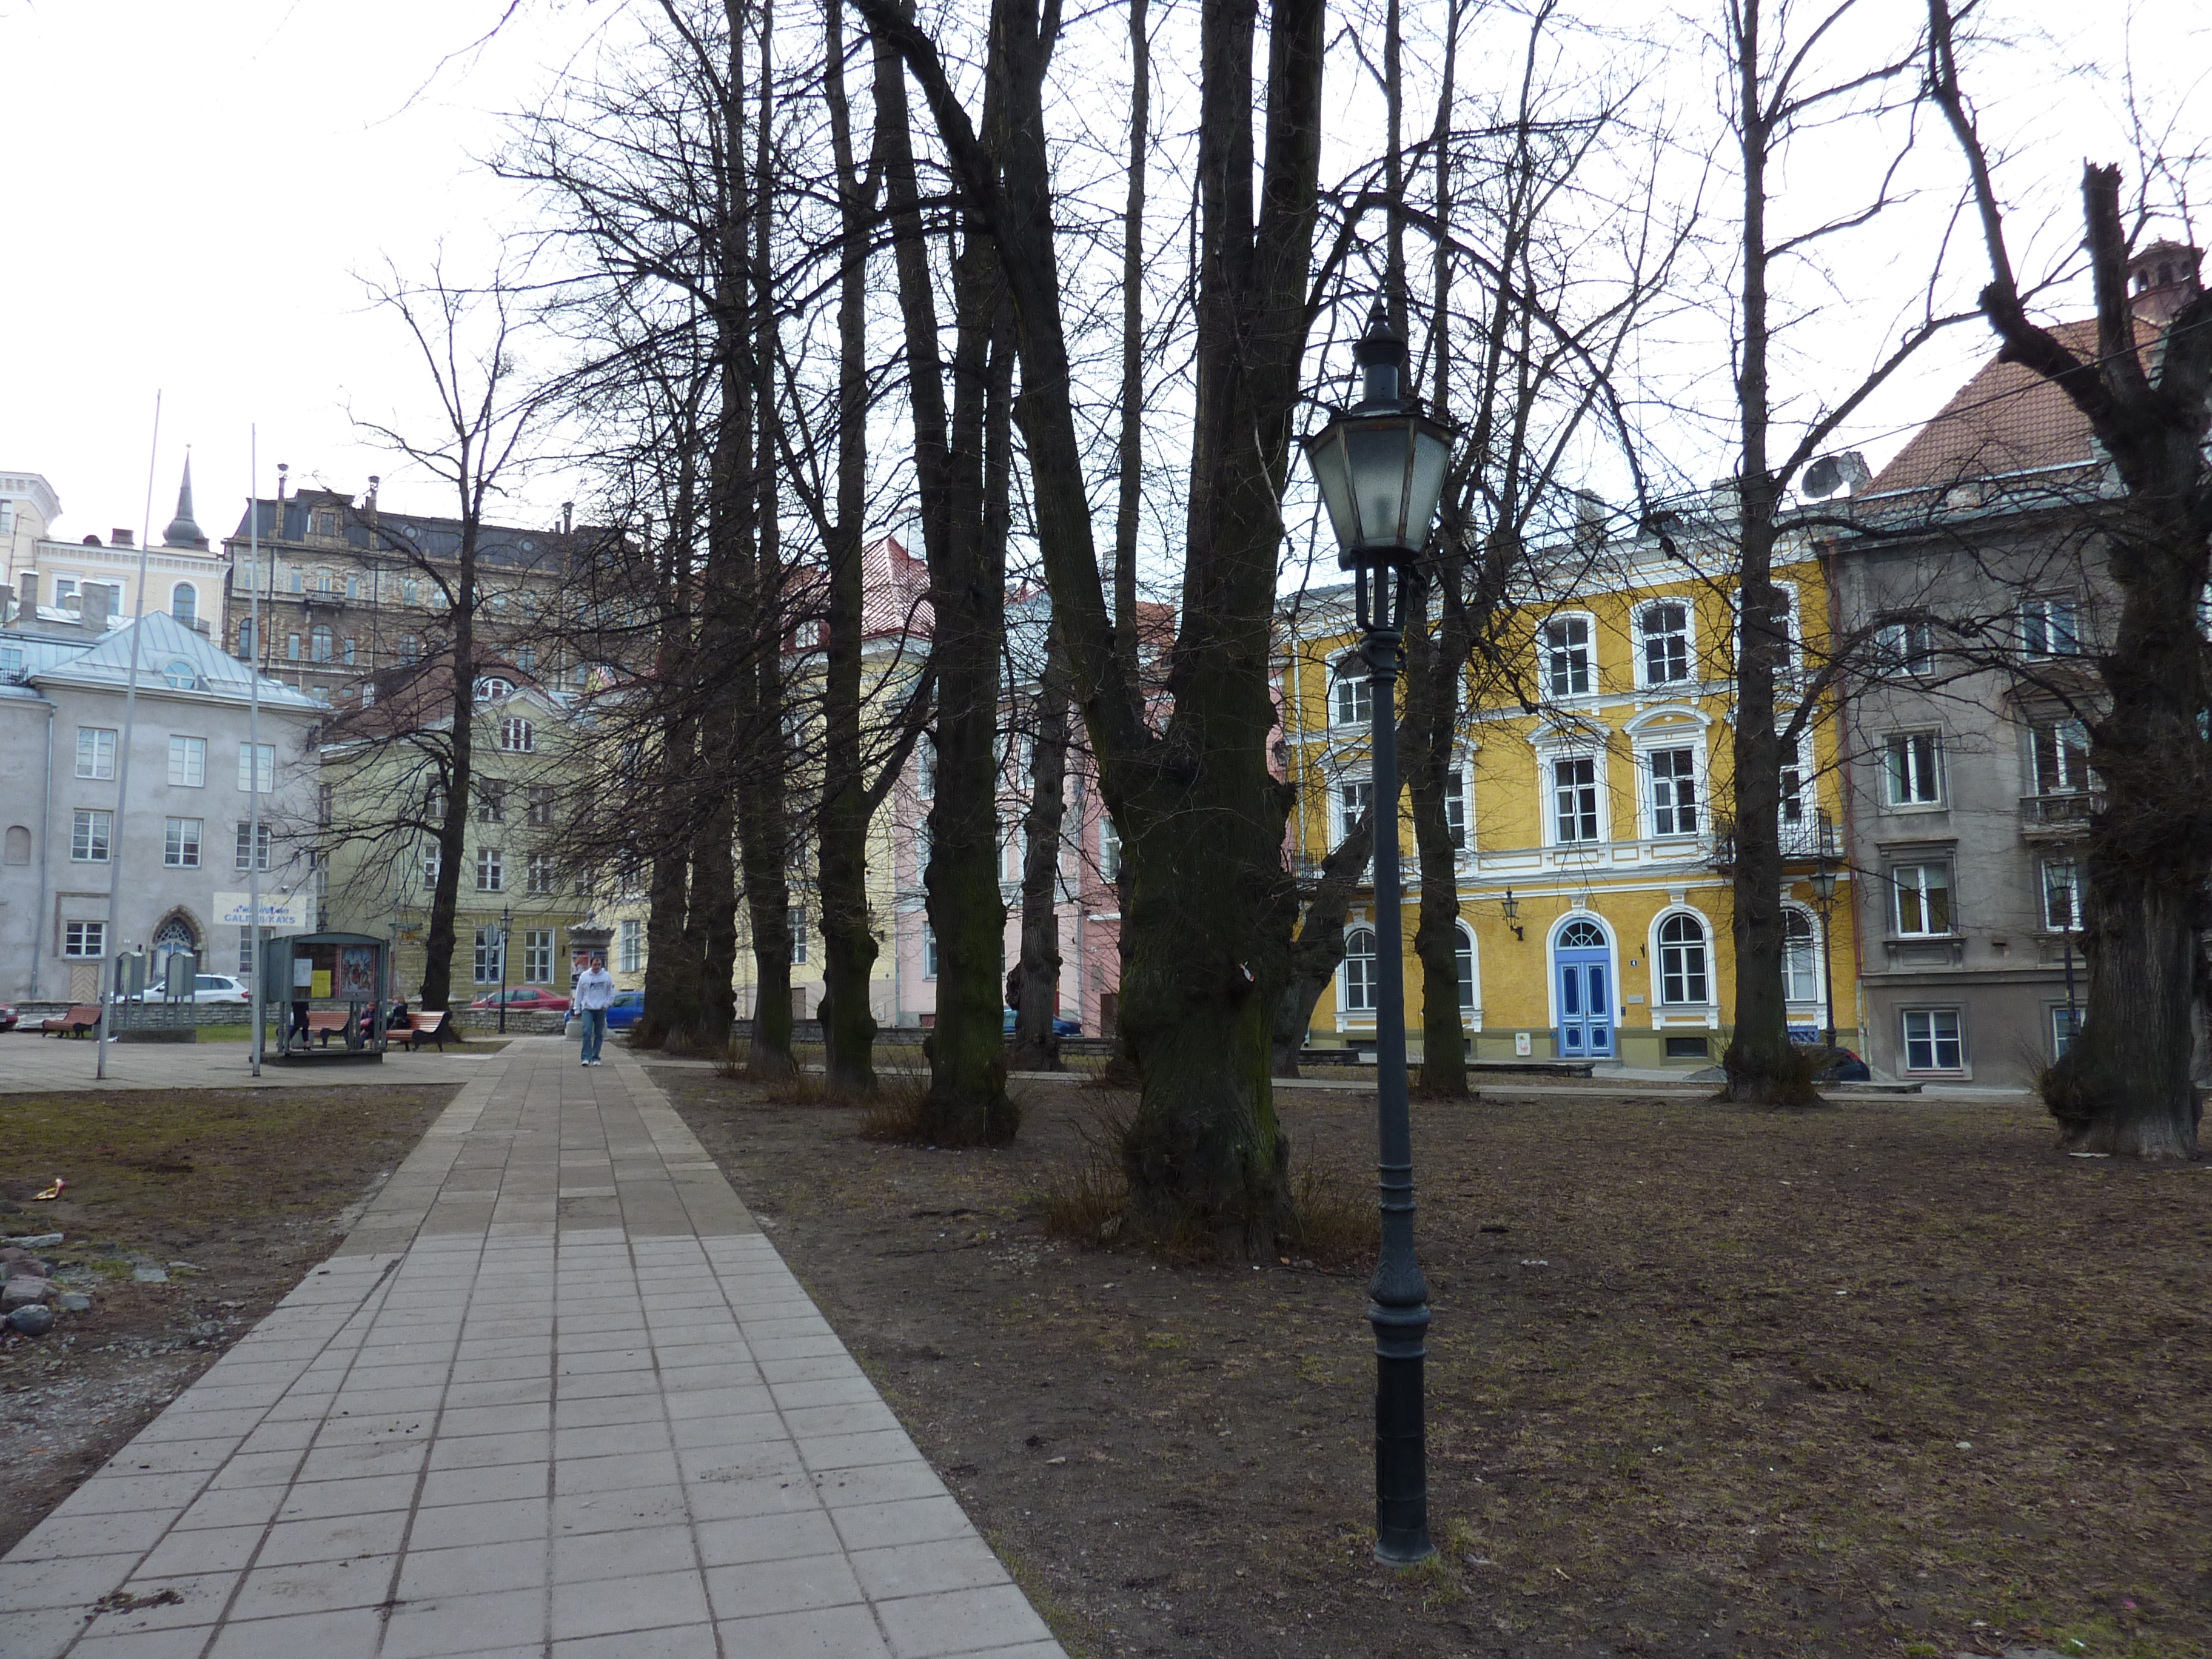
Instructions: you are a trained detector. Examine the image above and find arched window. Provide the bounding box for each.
[1341,927,1378,1014]
[310,625,334,662]
[1657,913,1709,1005]
[162,659,197,691]
[1783,908,1820,1002]
[1559,917,1606,950]
[170,583,197,626]
[150,913,198,974]
[1455,924,1476,1014]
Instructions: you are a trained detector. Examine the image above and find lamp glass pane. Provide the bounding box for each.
[1405,426,1450,541]
[1304,430,1359,551]
[1346,422,1412,548]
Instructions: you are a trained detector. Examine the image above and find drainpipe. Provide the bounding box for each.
[30,695,53,999]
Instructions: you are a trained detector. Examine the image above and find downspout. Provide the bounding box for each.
[31,695,53,999]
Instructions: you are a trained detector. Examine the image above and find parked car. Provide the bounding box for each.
[605,990,646,1031]
[1794,1041,1871,1082]
[0,1004,16,1031]
[469,987,572,1012]
[130,974,251,1005]
[1002,1008,1082,1037]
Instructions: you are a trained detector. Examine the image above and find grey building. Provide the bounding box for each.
[0,606,322,1002]
[1828,241,2200,1085]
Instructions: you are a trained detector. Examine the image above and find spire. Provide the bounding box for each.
[162,452,207,550]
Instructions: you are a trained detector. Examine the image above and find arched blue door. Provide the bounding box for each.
[1553,917,1614,1058]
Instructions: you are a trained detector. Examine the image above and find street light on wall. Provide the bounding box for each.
[1500,888,1525,943]
[1301,300,1453,1568]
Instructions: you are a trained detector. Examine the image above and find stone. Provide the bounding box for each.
[55,1294,92,1312]
[132,1266,169,1284]
[7,1304,54,1336]
[0,1247,25,1264]
[2,1279,53,1310]
[5,1259,52,1281]
[5,1233,62,1250]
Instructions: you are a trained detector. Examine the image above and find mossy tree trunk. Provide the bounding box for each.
[1273,808,1377,1078]
[1009,628,1070,1073]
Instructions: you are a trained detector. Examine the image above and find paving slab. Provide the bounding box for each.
[1,1037,1065,1659]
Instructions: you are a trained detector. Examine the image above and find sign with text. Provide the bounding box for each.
[212,891,312,930]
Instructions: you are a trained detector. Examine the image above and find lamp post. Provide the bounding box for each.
[1302,301,1452,1567]
[497,902,512,1035]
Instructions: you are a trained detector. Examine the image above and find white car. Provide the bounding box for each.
[131,974,252,1005]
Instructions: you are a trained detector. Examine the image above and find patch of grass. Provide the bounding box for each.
[1282,1162,1377,1266]
[854,1071,933,1141]
[1037,1104,1133,1242]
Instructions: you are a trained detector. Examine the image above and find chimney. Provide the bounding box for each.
[113,528,135,548]
[276,463,289,503]
[561,501,575,535]
[18,570,36,609]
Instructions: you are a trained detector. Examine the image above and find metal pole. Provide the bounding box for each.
[2062,927,2077,1050]
[96,394,163,1079]
[1819,896,1837,1050]
[498,903,510,1033]
[1363,568,1433,1566]
[247,429,265,1076]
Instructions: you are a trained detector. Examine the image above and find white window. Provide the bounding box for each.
[501,717,534,752]
[1648,747,1698,837]
[286,634,301,660]
[2051,1005,2082,1059]
[1542,617,1592,697]
[1901,1008,1964,1071]
[1892,863,1952,936]
[163,659,198,691]
[238,742,275,793]
[1639,603,1691,685]
[2042,857,2081,931]
[478,779,507,823]
[1552,756,1600,843]
[238,927,254,976]
[1657,913,1709,1005]
[2020,595,2079,659]
[922,922,939,979]
[163,817,202,868]
[421,842,442,886]
[790,908,809,966]
[618,918,644,974]
[1877,616,1934,675]
[2031,720,2091,796]
[311,625,334,662]
[399,634,422,664]
[1782,909,1820,1002]
[71,808,112,862]
[1779,736,1809,833]
[168,735,206,788]
[523,928,554,984]
[528,853,557,894]
[1333,673,1374,727]
[0,644,22,677]
[1455,924,1476,1014]
[75,726,117,779]
[1099,816,1122,882]
[1442,770,1467,850]
[234,822,272,871]
[1341,926,1378,1014]
[474,927,504,984]
[477,848,504,892]
[474,677,512,701]
[1338,777,1373,841]
[403,578,421,606]
[1884,732,1942,806]
[346,572,360,600]
[527,786,555,828]
[63,920,106,958]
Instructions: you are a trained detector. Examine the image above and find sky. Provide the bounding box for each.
[1,0,2204,548]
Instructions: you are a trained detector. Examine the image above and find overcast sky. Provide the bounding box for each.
[2,0,2202,547]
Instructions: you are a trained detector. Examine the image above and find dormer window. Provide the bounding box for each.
[162,660,198,691]
[475,676,514,702]
[314,509,340,537]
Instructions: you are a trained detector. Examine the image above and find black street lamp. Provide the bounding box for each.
[1302,301,1453,1567]
[497,902,512,1035]
[1807,859,1840,1051]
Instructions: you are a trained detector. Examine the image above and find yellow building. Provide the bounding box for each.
[1279,534,1858,1069]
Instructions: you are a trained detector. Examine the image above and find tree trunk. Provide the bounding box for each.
[418,525,478,1013]
[1273,808,1377,1077]
[816,0,880,1095]
[1009,627,1070,1072]
[1401,581,1470,1098]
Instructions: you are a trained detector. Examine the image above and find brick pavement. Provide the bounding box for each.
[0,1037,1064,1658]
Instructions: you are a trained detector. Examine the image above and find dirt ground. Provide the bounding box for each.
[0,1082,459,1556]
[651,1065,2209,1659]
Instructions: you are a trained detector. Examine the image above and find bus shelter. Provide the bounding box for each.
[260,931,393,1063]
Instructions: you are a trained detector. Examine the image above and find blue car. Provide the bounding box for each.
[605,991,646,1031]
[1003,1008,1081,1037]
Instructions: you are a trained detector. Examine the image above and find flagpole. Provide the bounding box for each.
[248,429,265,1076]
[96,392,161,1079]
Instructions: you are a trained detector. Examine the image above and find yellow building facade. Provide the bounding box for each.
[1279,538,1859,1069]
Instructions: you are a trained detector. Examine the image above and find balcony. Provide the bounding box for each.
[2020,791,2097,838]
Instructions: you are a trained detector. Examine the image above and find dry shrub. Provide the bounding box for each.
[855,1070,931,1140]
[1282,1163,1378,1266]
[1038,1104,1134,1244]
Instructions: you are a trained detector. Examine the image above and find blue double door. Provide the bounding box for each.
[1555,922,1615,1058]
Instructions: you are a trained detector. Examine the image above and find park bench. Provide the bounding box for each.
[304,1010,354,1047]
[402,1010,451,1051]
[39,1005,101,1038]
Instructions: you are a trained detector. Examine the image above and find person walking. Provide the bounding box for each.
[572,954,616,1066]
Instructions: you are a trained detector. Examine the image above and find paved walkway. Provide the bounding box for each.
[0,1033,505,1094]
[1,1038,1065,1659]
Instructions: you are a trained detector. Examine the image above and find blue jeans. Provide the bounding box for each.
[579,1008,608,1062]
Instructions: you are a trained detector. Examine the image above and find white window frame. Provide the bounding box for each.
[501,717,535,753]
[1883,731,1943,807]
[163,817,202,868]
[234,821,272,871]
[62,920,106,959]
[75,726,117,780]
[1877,615,1935,675]
[1781,906,1822,1004]
[1645,744,1700,839]
[238,742,275,794]
[2029,719,2091,796]
[70,808,112,863]
[1453,920,1481,1028]
[1540,613,1595,699]
[168,734,206,788]
[1654,910,1712,1007]
[922,921,939,980]
[1900,1007,1966,1073]
[528,853,557,895]
[2020,595,2080,659]
[1099,816,1122,882]
[1442,768,1468,851]
[474,927,504,985]
[2050,1004,2082,1060]
[1547,752,1604,846]
[523,928,554,984]
[618,918,644,974]
[1339,925,1378,1017]
[1332,671,1374,728]
[1891,862,1953,937]
[789,908,809,967]
[1635,600,1694,688]
[477,847,504,893]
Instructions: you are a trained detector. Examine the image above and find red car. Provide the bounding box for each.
[0,1004,16,1031]
[469,987,572,1012]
